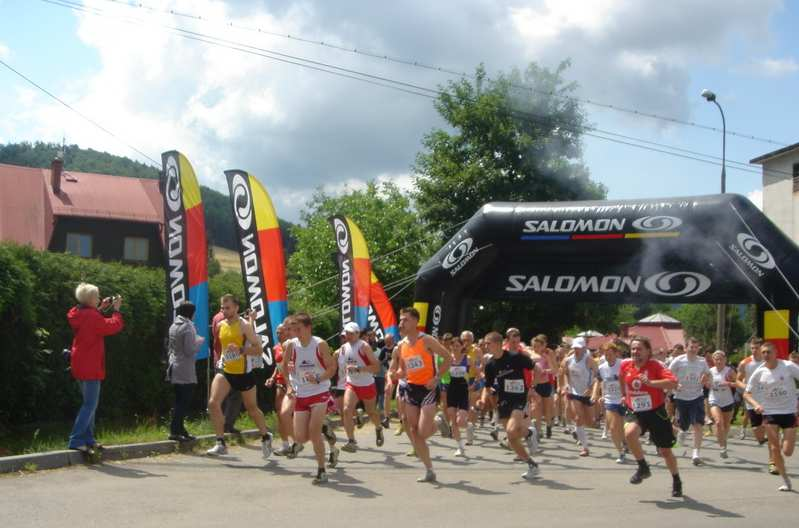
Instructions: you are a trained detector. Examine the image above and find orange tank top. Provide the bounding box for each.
[401,334,435,385]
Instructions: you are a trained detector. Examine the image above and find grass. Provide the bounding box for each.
[212,245,241,273]
[0,413,276,457]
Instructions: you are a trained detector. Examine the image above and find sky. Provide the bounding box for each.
[1,0,798,223]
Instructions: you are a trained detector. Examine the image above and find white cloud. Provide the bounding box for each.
[747,189,763,210]
[756,57,799,77]
[0,42,9,59]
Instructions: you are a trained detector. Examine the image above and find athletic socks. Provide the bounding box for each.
[216,437,226,445]
[637,458,649,471]
[692,448,700,459]
[576,426,588,447]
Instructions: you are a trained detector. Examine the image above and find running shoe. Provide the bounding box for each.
[526,428,539,454]
[381,416,390,429]
[490,426,500,442]
[692,456,703,466]
[434,413,451,438]
[328,447,340,469]
[341,440,358,453]
[355,411,365,429]
[406,447,417,457]
[672,477,683,497]
[466,424,475,446]
[579,448,590,457]
[769,462,779,475]
[720,448,728,459]
[522,461,540,480]
[778,484,792,492]
[629,465,652,484]
[322,423,337,445]
[499,439,511,450]
[454,448,466,458]
[545,424,552,439]
[312,470,328,485]
[376,427,385,447]
[601,431,608,440]
[615,453,626,464]
[394,423,405,436]
[261,433,273,459]
[737,427,746,440]
[206,443,227,456]
[416,469,436,483]
[274,445,292,457]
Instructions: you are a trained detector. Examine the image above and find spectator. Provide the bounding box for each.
[66,283,124,454]
[167,301,204,442]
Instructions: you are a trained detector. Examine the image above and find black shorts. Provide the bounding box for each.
[446,382,469,411]
[764,413,797,429]
[567,393,593,406]
[497,396,527,420]
[223,372,255,392]
[402,383,438,407]
[633,405,676,449]
[747,409,764,427]
[711,403,734,413]
[535,383,553,398]
[702,387,710,399]
[330,388,345,398]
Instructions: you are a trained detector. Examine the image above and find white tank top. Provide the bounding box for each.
[598,359,622,405]
[335,348,348,390]
[568,353,593,396]
[342,340,375,387]
[709,366,734,408]
[288,336,330,398]
[743,358,765,410]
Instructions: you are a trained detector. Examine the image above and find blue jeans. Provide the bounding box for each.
[68,380,102,448]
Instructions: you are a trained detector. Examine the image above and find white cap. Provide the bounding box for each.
[571,336,586,349]
[343,322,360,334]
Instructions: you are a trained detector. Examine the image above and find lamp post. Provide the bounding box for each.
[702,88,727,350]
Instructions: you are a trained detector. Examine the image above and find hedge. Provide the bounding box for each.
[0,243,248,430]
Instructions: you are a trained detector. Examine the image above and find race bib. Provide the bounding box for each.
[604,382,621,398]
[450,366,467,378]
[630,394,653,412]
[222,349,241,363]
[406,355,424,371]
[504,379,525,394]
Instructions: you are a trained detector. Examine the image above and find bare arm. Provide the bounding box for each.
[425,335,451,373]
[317,341,337,382]
[240,322,264,357]
[360,343,380,375]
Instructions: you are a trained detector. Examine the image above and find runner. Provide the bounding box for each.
[562,337,599,457]
[708,350,736,458]
[395,307,451,482]
[379,333,396,429]
[531,334,556,440]
[463,331,483,445]
[737,337,767,445]
[266,321,294,456]
[744,342,799,492]
[282,313,338,484]
[339,322,385,453]
[620,336,683,497]
[479,331,540,480]
[669,337,711,465]
[593,342,626,463]
[206,294,273,459]
[434,333,453,438]
[445,335,471,457]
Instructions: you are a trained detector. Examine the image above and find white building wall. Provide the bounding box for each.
[762,153,798,243]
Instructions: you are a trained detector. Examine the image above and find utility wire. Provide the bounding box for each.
[95,0,789,147]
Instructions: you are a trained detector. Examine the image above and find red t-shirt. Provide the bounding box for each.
[273,344,285,384]
[619,358,676,412]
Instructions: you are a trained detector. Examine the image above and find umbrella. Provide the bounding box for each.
[576,330,604,337]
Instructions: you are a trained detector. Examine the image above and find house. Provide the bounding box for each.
[751,141,799,243]
[0,159,164,266]
[621,313,686,352]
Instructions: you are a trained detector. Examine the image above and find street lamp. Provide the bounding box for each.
[701,88,727,350]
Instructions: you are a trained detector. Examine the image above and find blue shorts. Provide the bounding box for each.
[605,403,626,416]
[676,396,705,430]
[469,378,485,391]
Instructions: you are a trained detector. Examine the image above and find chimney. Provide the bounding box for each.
[51,156,64,194]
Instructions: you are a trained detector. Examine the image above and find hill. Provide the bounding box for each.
[0,141,296,253]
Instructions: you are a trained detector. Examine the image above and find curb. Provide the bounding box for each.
[0,430,262,474]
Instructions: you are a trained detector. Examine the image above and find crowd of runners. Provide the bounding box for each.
[200,294,799,494]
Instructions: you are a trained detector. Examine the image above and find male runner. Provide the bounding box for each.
[463,330,483,445]
[479,331,540,480]
[282,313,338,484]
[207,294,273,458]
[562,337,598,456]
[395,307,451,482]
[339,322,384,452]
[621,336,683,498]
[737,337,767,446]
[669,337,710,465]
[744,342,799,492]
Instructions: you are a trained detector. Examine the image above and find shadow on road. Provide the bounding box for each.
[86,463,167,479]
[639,496,743,518]
[432,479,508,495]
[510,477,593,491]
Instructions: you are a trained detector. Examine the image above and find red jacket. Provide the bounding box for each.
[67,306,124,381]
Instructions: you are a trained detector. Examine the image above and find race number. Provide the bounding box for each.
[630,394,653,412]
[504,379,525,394]
[406,356,424,371]
[450,366,467,378]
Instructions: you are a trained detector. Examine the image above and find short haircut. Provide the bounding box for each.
[75,283,99,305]
[220,294,239,307]
[176,301,196,319]
[505,327,521,338]
[687,337,700,345]
[760,342,776,354]
[400,307,420,320]
[602,342,618,352]
[485,331,502,343]
[630,335,652,352]
[294,312,312,327]
[673,344,684,351]
[533,334,548,344]
[460,330,474,341]
[750,336,763,345]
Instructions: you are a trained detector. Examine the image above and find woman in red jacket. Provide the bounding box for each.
[67,283,124,453]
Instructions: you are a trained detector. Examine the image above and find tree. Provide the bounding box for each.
[670,304,751,358]
[288,181,435,338]
[414,62,606,234]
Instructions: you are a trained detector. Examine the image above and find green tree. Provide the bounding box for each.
[413,62,606,233]
[288,181,435,338]
[670,304,751,357]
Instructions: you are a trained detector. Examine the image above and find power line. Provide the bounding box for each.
[94,0,789,148]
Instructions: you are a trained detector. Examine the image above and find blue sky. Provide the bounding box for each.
[1,0,798,221]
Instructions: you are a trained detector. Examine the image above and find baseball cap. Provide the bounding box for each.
[571,336,586,349]
[343,322,360,334]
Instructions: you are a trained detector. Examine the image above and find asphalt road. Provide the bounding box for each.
[1,420,796,528]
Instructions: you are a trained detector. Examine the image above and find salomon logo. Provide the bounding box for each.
[432,305,442,325]
[643,271,711,297]
[631,216,682,231]
[333,218,350,255]
[736,233,775,270]
[164,156,181,213]
[443,238,473,270]
[231,173,253,231]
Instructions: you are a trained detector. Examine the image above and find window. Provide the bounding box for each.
[65,233,92,258]
[124,237,149,262]
[793,163,799,192]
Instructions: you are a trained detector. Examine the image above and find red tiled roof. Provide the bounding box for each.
[625,325,685,351]
[0,162,164,250]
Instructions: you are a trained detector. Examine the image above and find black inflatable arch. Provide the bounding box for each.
[413,194,799,345]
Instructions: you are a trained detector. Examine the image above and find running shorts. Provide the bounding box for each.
[469,378,485,391]
[746,409,764,427]
[605,403,626,416]
[567,393,593,406]
[346,382,377,401]
[330,388,346,398]
[446,383,469,411]
[534,383,554,398]
[223,372,255,392]
[295,391,330,413]
[633,405,676,449]
[712,403,734,413]
[702,387,710,399]
[764,413,797,429]
[497,396,527,420]
[676,396,706,430]
[403,383,438,407]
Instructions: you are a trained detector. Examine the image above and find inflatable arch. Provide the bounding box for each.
[413,194,799,356]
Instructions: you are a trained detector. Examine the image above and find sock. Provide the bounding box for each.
[637,458,649,470]
[576,426,588,447]
[458,439,465,450]
[692,448,699,458]
[672,473,681,483]
[262,433,271,442]
[782,475,792,488]
[282,441,290,450]
[216,437,226,445]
